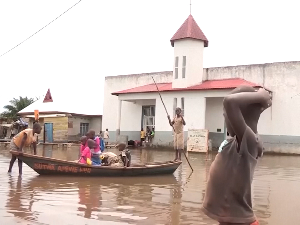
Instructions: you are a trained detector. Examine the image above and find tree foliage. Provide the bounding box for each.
[1,96,37,120]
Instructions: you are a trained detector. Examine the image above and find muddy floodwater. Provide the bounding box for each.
[0,145,300,225]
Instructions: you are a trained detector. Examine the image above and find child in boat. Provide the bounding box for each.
[8,123,42,175]
[118,143,131,167]
[79,136,87,157]
[79,139,94,165]
[87,130,101,165]
[202,86,271,225]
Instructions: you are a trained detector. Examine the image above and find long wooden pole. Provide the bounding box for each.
[151,76,193,172]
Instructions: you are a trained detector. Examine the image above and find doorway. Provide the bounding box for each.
[141,105,155,131]
[44,123,53,143]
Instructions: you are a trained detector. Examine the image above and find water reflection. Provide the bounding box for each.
[6,176,36,223]
[17,175,180,224]
[169,166,182,225]
[77,180,102,218]
[2,145,300,224]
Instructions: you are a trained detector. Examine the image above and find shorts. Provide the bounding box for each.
[141,138,145,142]
[173,132,184,150]
[10,140,20,151]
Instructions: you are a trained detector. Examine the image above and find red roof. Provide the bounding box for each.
[43,89,53,103]
[170,15,208,47]
[112,78,262,95]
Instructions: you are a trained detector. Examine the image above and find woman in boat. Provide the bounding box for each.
[8,123,42,175]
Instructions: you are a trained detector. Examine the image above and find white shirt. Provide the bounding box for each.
[104,131,109,139]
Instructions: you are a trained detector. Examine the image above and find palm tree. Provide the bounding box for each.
[1,96,36,120]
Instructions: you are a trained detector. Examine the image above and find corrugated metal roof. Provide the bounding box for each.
[170,15,208,47]
[112,78,262,95]
[25,114,67,118]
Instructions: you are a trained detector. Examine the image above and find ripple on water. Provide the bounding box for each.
[1,147,300,224]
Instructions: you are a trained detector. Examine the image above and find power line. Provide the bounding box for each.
[0,0,82,58]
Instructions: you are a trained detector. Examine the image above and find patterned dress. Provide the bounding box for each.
[173,116,184,150]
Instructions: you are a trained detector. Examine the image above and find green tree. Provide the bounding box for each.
[1,96,36,120]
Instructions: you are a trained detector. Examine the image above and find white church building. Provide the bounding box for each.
[102,14,300,154]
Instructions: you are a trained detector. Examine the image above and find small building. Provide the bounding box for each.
[102,14,300,153]
[18,89,102,143]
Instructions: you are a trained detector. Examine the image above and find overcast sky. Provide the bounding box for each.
[0,0,299,114]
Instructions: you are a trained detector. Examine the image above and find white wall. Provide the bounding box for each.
[102,72,172,133]
[172,39,204,88]
[206,61,300,136]
[90,117,102,133]
[68,116,102,136]
[103,61,300,144]
[205,97,224,133]
[118,90,230,132]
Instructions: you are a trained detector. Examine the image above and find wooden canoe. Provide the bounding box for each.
[11,150,182,177]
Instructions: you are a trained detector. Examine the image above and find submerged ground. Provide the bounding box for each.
[0,145,299,225]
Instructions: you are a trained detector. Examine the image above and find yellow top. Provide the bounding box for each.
[13,129,37,148]
[141,130,146,138]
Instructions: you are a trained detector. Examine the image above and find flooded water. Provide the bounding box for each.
[0,145,300,225]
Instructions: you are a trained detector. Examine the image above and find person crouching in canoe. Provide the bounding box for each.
[101,144,131,167]
[101,152,119,166]
[8,123,42,175]
[118,143,131,167]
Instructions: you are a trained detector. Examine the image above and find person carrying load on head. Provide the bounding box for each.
[202,85,272,225]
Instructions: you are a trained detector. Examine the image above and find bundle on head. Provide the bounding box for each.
[117,143,126,151]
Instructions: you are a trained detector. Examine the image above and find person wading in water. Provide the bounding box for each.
[168,107,186,161]
[202,85,272,225]
[8,123,42,175]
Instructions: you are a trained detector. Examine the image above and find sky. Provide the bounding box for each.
[0,0,299,115]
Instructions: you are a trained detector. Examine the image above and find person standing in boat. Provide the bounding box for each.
[8,123,42,175]
[168,107,186,161]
